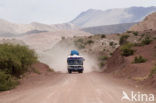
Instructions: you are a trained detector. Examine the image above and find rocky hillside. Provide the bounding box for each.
[105,24,156,88]
[0,19,78,36]
[82,22,137,34]
[71,6,156,28]
[106,38,156,88]
[129,12,156,31]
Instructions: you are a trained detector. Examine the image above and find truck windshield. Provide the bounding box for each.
[68,59,83,65]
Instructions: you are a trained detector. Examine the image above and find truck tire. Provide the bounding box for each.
[68,70,72,74]
[79,70,83,73]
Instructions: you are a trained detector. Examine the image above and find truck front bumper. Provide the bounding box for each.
[68,66,84,71]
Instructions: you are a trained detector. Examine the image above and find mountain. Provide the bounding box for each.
[0,19,79,36]
[129,12,156,31]
[82,22,137,34]
[70,6,156,28]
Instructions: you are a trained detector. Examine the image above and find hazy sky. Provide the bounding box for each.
[0,0,156,24]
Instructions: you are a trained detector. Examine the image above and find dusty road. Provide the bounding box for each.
[0,72,155,103]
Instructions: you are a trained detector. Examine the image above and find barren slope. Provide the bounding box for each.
[129,12,156,31]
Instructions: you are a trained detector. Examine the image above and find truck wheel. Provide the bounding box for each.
[79,70,83,73]
[68,70,72,74]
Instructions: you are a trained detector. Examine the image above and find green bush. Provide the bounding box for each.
[86,40,94,45]
[0,71,18,91]
[119,35,129,45]
[101,34,106,38]
[110,52,113,56]
[0,44,37,77]
[141,36,152,45]
[120,43,134,56]
[99,62,105,68]
[109,41,114,46]
[133,31,138,36]
[133,56,147,63]
[149,65,156,77]
[141,34,145,37]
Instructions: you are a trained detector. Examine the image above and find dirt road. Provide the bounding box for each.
[0,72,155,103]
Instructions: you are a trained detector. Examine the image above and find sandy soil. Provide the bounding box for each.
[0,72,155,103]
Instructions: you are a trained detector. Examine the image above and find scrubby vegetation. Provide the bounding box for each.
[133,56,147,63]
[101,34,106,38]
[141,36,152,45]
[134,36,152,47]
[126,31,132,33]
[74,38,94,48]
[120,43,134,56]
[99,56,108,61]
[74,38,85,49]
[98,56,108,68]
[99,62,105,68]
[0,44,37,91]
[109,41,114,46]
[149,65,156,77]
[133,31,138,36]
[86,40,94,45]
[0,71,18,91]
[119,35,129,45]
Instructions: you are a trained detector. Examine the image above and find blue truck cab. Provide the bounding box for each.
[67,50,84,73]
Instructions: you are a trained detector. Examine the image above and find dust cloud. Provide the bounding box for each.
[38,41,99,73]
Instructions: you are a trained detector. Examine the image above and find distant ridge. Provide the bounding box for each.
[0,19,78,36]
[71,6,156,28]
[82,22,137,34]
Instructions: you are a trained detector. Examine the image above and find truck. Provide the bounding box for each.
[67,50,84,73]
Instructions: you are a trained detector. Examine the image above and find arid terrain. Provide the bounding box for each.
[0,7,156,103]
[0,66,155,103]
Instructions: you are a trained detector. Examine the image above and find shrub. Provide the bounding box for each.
[141,34,145,37]
[0,44,37,77]
[149,65,156,77]
[0,71,18,91]
[88,36,92,39]
[77,44,85,49]
[141,36,152,45]
[109,41,114,46]
[99,62,105,68]
[61,36,65,40]
[75,38,83,43]
[133,31,138,36]
[86,40,94,45]
[119,35,129,45]
[110,52,113,56]
[99,56,108,61]
[120,43,134,56]
[74,39,85,49]
[126,31,132,33]
[101,34,106,38]
[133,56,147,63]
